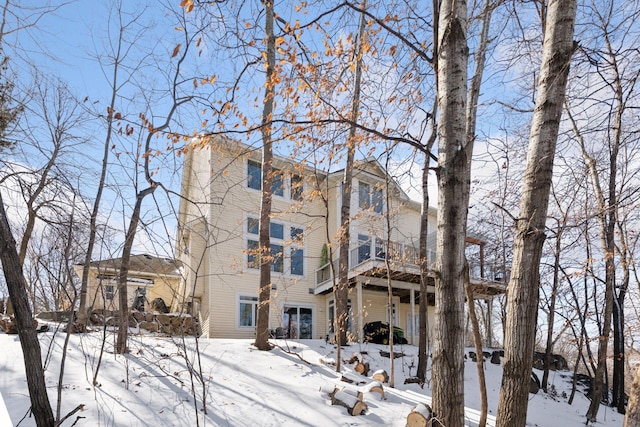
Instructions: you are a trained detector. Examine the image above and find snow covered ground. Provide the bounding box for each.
[0,329,625,426]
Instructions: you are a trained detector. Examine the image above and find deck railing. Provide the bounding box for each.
[315,240,507,287]
[315,239,435,286]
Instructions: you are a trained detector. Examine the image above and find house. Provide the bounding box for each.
[74,254,183,313]
[175,136,505,342]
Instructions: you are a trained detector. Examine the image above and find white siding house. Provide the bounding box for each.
[176,137,504,342]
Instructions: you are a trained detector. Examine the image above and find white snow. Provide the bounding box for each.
[0,330,625,426]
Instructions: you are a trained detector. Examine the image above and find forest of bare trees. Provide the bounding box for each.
[1,0,640,426]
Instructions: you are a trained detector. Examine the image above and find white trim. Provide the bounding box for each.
[245,159,305,202]
[236,292,259,330]
[243,213,307,279]
[281,302,316,339]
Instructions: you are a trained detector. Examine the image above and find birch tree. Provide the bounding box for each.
[431,0,470,424]
[496,0,577,424]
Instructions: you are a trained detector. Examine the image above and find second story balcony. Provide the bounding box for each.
[315,236,507,297]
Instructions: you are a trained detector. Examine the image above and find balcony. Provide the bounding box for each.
[315,238,435,289]
[315,237,507,297]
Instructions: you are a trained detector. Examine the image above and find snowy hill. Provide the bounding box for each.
[0,331,625,426]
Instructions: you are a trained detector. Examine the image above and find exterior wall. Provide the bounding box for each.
[85,268,181,313]
[181,141,327,338]
[179,139,439,341]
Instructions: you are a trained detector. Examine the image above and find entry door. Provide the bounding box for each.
[283,305,313,339]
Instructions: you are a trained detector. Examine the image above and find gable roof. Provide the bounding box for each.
[84,254,183,277]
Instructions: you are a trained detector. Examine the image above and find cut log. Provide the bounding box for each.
[358,380,384,399]
[319,384,339,398]
[354,361,370,376]
[371,369,389,383]
[406,403,433,427]
[341,372,366,385]
[347,352,364,364]
[340,385,364,401]
[331,390,367,416]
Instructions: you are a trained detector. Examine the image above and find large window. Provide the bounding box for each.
[247,160,262,190]
[272,169,284,197]
[246,160,303,200]
[247,217,304,276]
[239,295,258,327]
[357,234,371,264]
[358,181,383,214]
[291,174,303,201]
[290,226,304,276]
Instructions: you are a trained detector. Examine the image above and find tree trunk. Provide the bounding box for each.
[254,0,276,351]
[542,223,563,392]
[432,0,469,424]
[336,1,367,350]
[417,151,432,382]
[0,191,54,427]
[496,1,577,425]
[417,0,440,383]
[612,291,625,413]
[626,366,640,427]
[116,187,155,354]
[466,264,487,427]
[78,33,121,330]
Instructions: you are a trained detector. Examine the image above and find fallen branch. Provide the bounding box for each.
[55,404,85,427]
[272,343,311,364]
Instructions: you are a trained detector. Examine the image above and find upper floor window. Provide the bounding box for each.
[247,159,303,200]
[272,169,284,197]
[358,182,383,214]
[247,216,304,276]
[291,174,303,201]
[247,160,262,190]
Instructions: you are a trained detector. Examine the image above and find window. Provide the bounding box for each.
[246,160,286,197]
[358,181,383,214]
[291,248,304,275]
[239,295,258,327]
[272,169,284,197]
[270,222,284,239]
[375,237,386,260]
[247,217,304,276]
[104,285,114,301]
[247,160,261,190]
[271,244,284,273]
[291,174,303,201]
[357,234,371,264]
[247,240,260,269]
[247,217,259,234]
[359,182,371,209]
[372,186,383,214]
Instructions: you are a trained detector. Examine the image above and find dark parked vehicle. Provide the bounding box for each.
[363,321,408,345]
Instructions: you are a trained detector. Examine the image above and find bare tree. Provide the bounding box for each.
[496,0,577,424]
[430,0,470,424]
[0,192,54,426]
[254,0,277,351]
[335,0,367,356]
[77,1,146,331]
[115,6,198,354]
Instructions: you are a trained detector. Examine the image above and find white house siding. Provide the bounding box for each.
[178,141,327,338]
[178,138,440,341]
